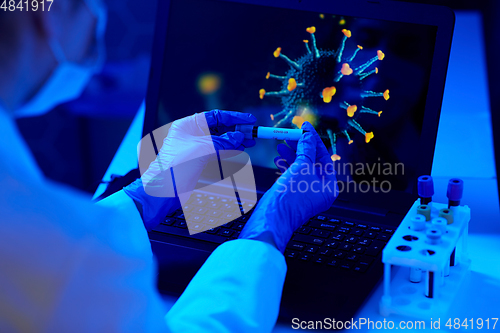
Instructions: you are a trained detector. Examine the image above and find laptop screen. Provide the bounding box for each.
[154,0,438,193]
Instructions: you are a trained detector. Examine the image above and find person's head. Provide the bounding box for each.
[0,0,106,116]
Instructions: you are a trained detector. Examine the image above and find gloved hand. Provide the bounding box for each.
[239,122,338,253]
[124,110,256,231]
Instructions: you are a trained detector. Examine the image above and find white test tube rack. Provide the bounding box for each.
[379,200,471,318]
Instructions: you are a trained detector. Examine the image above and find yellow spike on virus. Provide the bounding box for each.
[357,45,363,50]
[378,111,383,117]
[383,89,390,100]
[377,50,385,60]
[266,72,270,79]
[339,19,346,25]
[259,89,266,100]
[292,116,305,129]
[319,13,325,19]
[287,78,297,91]
[270,114,274,121]
[303,39,309,43]
[342,29,351,38]
[348,140,354,145]
[306,26,316,34]
[375,67,379,74]
[331,154,341,161]
[341,63,353,76]
[347,105,357,117]
[274,47,282,58]
[365,132,374,143]
[322,86,336,103]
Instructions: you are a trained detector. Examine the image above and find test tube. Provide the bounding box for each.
[410,267,422,283]
[430,217,449,279]
[424,228,442,297]
[450,248,457,267]
[418,175,434,208]
[408,215,425,283]
[425,270,436,298]
[444,258,450,277]
[447,178,464,213]
[447,178,463,268]
[235,125,306,141]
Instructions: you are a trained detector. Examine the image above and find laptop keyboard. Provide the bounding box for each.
[284,217,393,272]
[151,193,394,273]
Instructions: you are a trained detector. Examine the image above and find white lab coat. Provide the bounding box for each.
[0,110,287,332]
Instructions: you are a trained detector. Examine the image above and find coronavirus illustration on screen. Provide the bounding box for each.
[259,26,390,161]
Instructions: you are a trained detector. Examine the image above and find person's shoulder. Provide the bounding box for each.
[0,168,103,234]
[0,169,152,261]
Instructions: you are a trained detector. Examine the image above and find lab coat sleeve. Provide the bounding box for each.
[165,239,287,333]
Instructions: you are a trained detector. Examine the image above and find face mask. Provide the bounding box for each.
[14,0,107,118]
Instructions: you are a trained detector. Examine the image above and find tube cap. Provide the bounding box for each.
[426,228,442,244]
[438,208,454,225]
[417,175,434,198]
[431,217,447,233]
[446,178,464,201]
[416,205,431,221]
[410,214,426,231]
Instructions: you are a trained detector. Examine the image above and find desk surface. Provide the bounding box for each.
[97,11,500,332]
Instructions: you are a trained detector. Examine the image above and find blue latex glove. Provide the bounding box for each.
[124,110,256,231]
[239,122,338,253]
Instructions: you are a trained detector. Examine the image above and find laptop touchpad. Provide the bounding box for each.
[152,240,212,295]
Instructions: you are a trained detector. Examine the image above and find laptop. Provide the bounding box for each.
[141,0,455,323]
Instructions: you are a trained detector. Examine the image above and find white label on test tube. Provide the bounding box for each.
[256,127,304,141]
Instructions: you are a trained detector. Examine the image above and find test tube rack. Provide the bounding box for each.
[379,200,471,319]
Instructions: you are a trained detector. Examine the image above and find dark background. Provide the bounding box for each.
[16,0,498,194]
